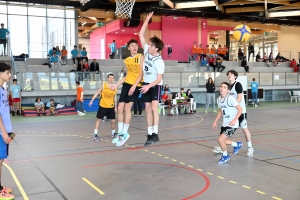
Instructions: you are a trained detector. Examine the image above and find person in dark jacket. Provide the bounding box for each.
[216,56,225,72]
[90,59,100,80]
[241,56,249,72]
[204,78,216,113]
[248,43,254,61]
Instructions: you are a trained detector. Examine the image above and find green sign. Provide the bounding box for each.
[97,22,104,27]
[264,32,269,36]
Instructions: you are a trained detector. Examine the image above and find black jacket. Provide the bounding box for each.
[90,62,99,71]
[206,83,215,93]
[241,60,247,67]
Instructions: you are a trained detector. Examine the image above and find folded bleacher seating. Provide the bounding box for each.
[21,103,77,117]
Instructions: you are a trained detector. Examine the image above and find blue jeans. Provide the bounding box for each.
[252,92,258,104]
[76,100,84,112]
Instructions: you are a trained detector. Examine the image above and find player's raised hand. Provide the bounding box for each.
[146,12,154,21]
[110,84,117,90]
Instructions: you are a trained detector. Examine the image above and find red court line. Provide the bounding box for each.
[253,142,300,153]
[83,161,210,200]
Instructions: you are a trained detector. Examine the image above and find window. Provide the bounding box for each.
[47,8,64,18]
[8,5,27,15]
[8,15,28,55]
[28,16,47,58]
[28,7,46,16]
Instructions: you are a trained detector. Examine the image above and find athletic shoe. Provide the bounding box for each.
[93,134,100,142]
[0,190,14,199]
[38,113,40,116]
[218,154,231,164]
[204,110,207,113]
[116,133,130,147]
[213,110,217,113]
[247,147,254,156]
[16,111,20,116]
[84,110,86,113]
[212,146,223,154]
[134,114,137,117]
[78,112,85,116]
[151,133,159,144]
[43,112,46,116]
[139,114,143,117]
[112,133,120,144]
[12,112,15,116]
[193,110,197,113]
[233,142,243,154]
[255,104,258,107]
[74,64,76,66]
[184,109,187,114]
[144,133,160,146]
[111,132,115,138]
[77,111,80,113]
[1,187,12,194]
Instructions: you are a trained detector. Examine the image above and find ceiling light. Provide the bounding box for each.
[122,30,124,31]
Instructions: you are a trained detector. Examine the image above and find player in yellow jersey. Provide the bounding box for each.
[110,39,144,146]
[89,74,117,141]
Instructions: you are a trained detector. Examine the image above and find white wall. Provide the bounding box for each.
[78,38,91,58]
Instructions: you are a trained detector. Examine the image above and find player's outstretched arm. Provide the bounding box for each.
[212,108,222,129]
[89,85,102,106]
[139,12,153,48]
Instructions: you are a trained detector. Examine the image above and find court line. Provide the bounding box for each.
[3,162,29,200]
[82,178,105,195]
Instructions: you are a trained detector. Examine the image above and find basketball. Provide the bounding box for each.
[233,24,251,42]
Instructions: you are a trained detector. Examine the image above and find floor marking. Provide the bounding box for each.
[217,176,225,179]
[125,144,129,146]
[157,154,162,156]
[72,135,77,136]
[3,163,29,200]
[197,168,203,171]
[53,133,57,134]
[272,196,282,200]
[59,134,63,135]
[188,165,194,168]
[131,146,135,148]
[242,185,251,189]
[164,156,169,159]
[66,134,70,136]
[151,152,156,154]
[179,162,185,165]
[256,190,266,195]
[79,136,83,137]
[82,178,105,195]
[229,180,237,184]
[172,159,177,161]
[207,172,213,175]
[105,140,109,142]
[144,150,149,152]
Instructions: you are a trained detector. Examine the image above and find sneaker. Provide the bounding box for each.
[111,132,115,138]
[134,114,137,117]
[204,110,207,113]
[0,190,14,199]
[74,64,76,66]
[12,112,15,116]
[116,133,130,147]
[144,133,160,146]
[151,133,159,144]
[84,110,86,113]
[112,133,120,144]
[139,114,143,117]
[1,187,12,194]
[16,111,20,116]
[247,147,254,156]
[77,111,80,113]
[38,113,40,116]
[170,109,174,115]
[255,104,258,107]
[218,154,231,164]
[93,134,100,141]
[233,142,243,154]
[43,112,46,116]
[184,109,187,114]
[193,110,196,113]
[78,112,85,116]
[212,146,223,154]
[213,110,217,113]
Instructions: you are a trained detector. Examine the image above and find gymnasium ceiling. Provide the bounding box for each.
[4,0,300,36]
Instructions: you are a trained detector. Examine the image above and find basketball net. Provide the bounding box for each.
[115,0,136,19]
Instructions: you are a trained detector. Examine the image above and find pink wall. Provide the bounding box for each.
[90,27,106,59]
[106,34,140,58]
[162,16,198,61]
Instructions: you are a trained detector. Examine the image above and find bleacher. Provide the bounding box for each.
[21,103,77,117]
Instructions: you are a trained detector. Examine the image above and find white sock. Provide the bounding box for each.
[147,127,153,135]
[93,129,98,135]
[118,122,124,133]
[153,126,158,134]
[247,142,253,148]
[231,142,237,147]
[123,124,130,133]
[111,130,115,135]
[222,150,228,156]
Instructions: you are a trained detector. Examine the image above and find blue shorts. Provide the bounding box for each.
[0,138,8,160]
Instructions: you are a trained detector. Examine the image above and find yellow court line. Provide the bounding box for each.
[207,172,214,175]
[256,190,266,195]
[242,185,251,189]
[217,176,225,179]
[272,196,282,200]
[229,180,237,184]
[82,178,105,195]
[3,163,29,200]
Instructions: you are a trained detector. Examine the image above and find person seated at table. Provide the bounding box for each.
[175,88,187,114]
[161,84,171,95]
[185,89,197,113]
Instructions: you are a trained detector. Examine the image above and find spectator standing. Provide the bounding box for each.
[90,59,99,81]
[46,99,56,116]
[50,52,61,72]
[0,23,9,56]
[290,58,298,72]
[110,40,117,59]
[250,78,259,107]
[76,81,85,116]
[77,59,84,81]
[134,93,143,117]
[10,79,21,116]
[241,56,249,72]
[186,89,197,113]
[80,47,88,63]
[71,45,79,66]
[248,43,254,61]
[34,97,46,116]
[83,60,89,80]
[61,45,68,65]
[204,78,216,113]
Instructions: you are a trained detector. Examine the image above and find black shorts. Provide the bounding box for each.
[119,82,141,103]
[96,106,115,119]
[0,39,6,44]
[220,126,237,137]
[141,83,162,103]
[238,113,248,129]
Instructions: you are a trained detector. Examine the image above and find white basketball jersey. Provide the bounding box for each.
[217,94,239,128]
[143,44,165,85]
[230,81,246,113]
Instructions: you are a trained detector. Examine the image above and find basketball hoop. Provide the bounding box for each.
[115,0,136,19]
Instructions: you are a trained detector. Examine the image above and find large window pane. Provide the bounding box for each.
[47,9,64,18]
[8,15,27,55]
[8,5,27,15]
[0,4,6,14]
[28,16,47,58]
[28,7,46,16]
[48,18,65,52]
[66,10,75,18]
[66,18,75,57]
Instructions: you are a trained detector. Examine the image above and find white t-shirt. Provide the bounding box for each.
[217,94,239,128]
[143,44,165,85]
[230,81,246,113]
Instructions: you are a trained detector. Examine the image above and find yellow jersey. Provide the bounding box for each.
[99,83,117,108]
[124,53,143,87]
